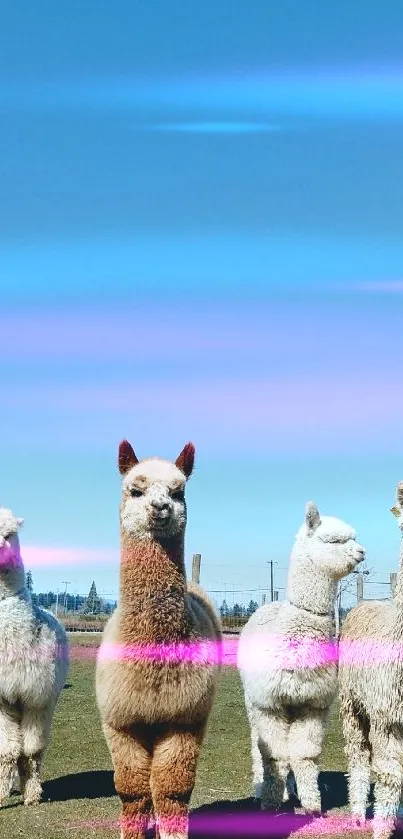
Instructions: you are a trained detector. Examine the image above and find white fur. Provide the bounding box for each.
[0,508,69,805]
[238,502,364,814]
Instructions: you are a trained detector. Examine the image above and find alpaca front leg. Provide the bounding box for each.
[260,757,289,810]
[151,726,204,839]
[289,708,327,814]
[340,693,370,824]
[17,754,43,805]
[0,703,21,805]
[19,705,55,805]
[254,710,290,810]
[244,694,264,798]
[104,724,153,839]
[372,742,403,839]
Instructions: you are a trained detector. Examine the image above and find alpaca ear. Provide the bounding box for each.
[118,440,139,475]
[306,502,321,533]
[175,442,195,479]
[390,482,403,516]
[16,517,24,528]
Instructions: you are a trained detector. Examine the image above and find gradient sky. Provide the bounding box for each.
[1,1,403,606]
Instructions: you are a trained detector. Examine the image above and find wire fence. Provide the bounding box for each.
[34,573,396,636]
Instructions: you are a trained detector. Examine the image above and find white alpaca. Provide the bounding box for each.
[238,502,365,814]
[0,508,69,805]
[339,482,403,839]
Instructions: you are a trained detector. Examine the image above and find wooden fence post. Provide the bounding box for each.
[192,553,201,584]
[391,572,397,597]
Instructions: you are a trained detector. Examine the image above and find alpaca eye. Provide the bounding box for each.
[171,490,185,502]
[130,488,143,498]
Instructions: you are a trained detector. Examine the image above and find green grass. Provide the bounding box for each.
[0,634,367,839]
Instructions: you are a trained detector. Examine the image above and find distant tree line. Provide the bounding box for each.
[25,572,117,616]
[219,599,259,618]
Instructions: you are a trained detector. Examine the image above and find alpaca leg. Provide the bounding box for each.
[19,705,55,805]
[151,725,204,839]
[371,732,403,839]
[253,710,290,810]
[0,703,21,805]
[261,756,292,809]
[244,693,264,798]
[289,708,327,814]
[339,692,370,823]
[104,724,153,839]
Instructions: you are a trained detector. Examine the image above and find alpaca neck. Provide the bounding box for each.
[0,554,27,602]
[392,536,403,638]
[286,553,337,619]
[118,530,190,643]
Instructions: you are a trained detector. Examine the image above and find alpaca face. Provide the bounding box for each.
[117,440,195,540]
[297,503,365,580]
[0,508,25,599]
[121,459,188,539]
[0,508,23,567]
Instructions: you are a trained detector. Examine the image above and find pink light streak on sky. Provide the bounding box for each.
[22,546,117,568]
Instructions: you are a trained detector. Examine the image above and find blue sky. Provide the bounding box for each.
[1,1,403,606]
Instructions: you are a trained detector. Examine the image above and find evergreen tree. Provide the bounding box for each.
[219,599,229,618]
[26,570,33,592]
[246,599,259,617]
[85,581,101,615]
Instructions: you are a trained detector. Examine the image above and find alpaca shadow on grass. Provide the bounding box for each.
[320,771,376,818]
[42,770,115,801]
[188,772,357,839]
[190,797,313,839]
[319,770,349,810]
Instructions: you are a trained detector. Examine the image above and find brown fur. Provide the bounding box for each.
[96,451,221,839]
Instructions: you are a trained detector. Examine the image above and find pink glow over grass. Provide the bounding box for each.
[70,636,403,669]
[65,812,397,836]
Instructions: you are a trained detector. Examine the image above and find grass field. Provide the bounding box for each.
[0,634,372,839]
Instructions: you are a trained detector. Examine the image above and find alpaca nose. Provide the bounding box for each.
[355,546,365,562]
[150,499,169,514]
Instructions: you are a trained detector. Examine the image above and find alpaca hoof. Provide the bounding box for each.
[372,816,396,839]
[260,801,283,813]
[23,785,42,806]
[351,814,366,828]
[303,807,322,817]
[253,782,263,800]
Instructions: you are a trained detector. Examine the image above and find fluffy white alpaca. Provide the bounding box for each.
[339,482,403,839]
[0,508,69,805]
[238,502,365,814]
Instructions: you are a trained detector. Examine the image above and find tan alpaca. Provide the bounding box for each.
[96,440,222,839]
[339,481,403,839]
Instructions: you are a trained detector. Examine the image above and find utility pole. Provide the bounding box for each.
[391,573,397,597]
[192,554,201,584]
[268,561,275,602]
[62,581,71,614]
[55,589,59,618]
